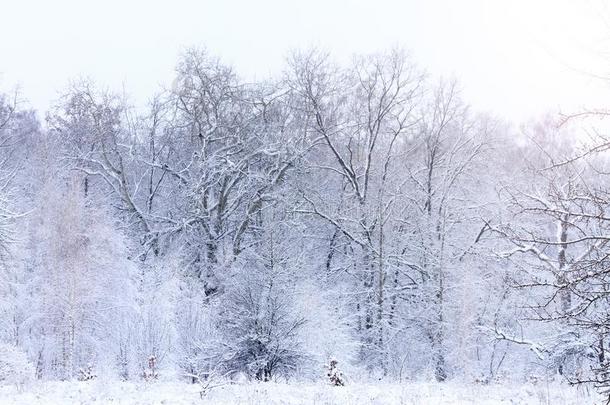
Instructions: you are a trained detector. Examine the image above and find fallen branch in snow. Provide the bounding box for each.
[184,370,235,399]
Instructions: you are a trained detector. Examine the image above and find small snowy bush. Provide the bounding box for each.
[0,343,34,388]
[142,355,159,381]
[77,363,96,381]
[326,358,345,386]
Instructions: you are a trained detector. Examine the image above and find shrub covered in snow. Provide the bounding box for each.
[326,357,345,386]
[77,363,96,381]
[142,355,159,381]
[220,281,306,381]
[0,343,33,387]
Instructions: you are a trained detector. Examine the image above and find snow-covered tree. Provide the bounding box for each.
[25,174,137,379]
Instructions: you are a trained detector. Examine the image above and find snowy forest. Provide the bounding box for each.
[1,46,610,403]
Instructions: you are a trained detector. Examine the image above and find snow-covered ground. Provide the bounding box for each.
[0,380,602,405]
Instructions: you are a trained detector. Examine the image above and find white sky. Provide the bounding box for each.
[1,0,610,122]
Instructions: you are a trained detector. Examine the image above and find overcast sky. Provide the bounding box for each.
[1,0,610,122]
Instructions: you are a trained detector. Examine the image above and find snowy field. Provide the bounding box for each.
[0,380,602,405]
